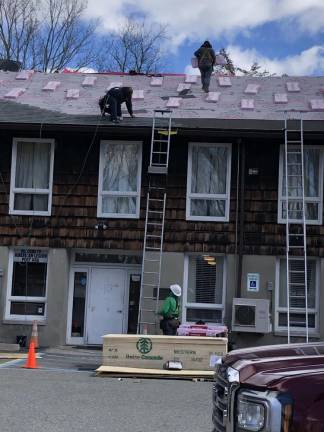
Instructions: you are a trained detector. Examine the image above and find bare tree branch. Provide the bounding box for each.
[96,19,168,74]
[0,0,38,64]
[0,0,98,71]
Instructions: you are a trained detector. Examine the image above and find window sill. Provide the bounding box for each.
[186,216,229,222]
[3,319,47,326]
[97,213,139,219]
[9,211,51,217]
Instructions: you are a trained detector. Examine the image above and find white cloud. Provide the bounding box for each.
[226,44,324,75]
[184,45,324,76]
[85,0,324,46]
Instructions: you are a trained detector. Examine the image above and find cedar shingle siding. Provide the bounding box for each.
[0,127,322,255]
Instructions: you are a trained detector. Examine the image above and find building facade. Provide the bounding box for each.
[0,71,324,348]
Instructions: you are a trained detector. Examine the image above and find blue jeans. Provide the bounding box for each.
[199,66,213,91]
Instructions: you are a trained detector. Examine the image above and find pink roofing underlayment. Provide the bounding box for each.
[0,70,324,120]
[274,93,288,103]
[4,87,26,99]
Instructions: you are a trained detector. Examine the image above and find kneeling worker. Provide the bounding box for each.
[99,86,135,123]
[159,284,181,336]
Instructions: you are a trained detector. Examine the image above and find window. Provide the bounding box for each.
[275,258,319,334]
[183,255,225,324]
[5,249,48,321]
[278,146,324,224]
[98,140,142,218]
[9,138,55,215]
[186,142,232,221]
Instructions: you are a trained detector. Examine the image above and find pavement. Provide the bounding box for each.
[0,346,214,432]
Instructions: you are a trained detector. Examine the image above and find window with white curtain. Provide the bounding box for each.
[186,142,232,221]
[275,258,319,334]
[98,140,142,218]
[9,138,55,215]
[5,249,48,321]
[184,255,225,324]
[278,146,323,224]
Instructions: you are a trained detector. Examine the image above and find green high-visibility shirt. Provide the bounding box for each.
[159,295,179,319]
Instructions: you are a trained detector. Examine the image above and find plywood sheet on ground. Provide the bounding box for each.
[96,365,214,380]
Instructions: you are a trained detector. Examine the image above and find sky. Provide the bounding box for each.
[84,0,324,76]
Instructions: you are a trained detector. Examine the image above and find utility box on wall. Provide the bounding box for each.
[232,298,271,333]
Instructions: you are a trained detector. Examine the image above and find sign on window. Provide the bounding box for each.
[14,249,48,263]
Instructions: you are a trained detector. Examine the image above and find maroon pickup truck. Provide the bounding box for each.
[212,342,324,431]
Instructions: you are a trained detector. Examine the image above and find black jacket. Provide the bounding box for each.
[107,87,133,116]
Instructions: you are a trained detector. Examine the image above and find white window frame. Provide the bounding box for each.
[9,137,55,216]
[182,254,226,324]
[274,257,319,336]
[186,142,232,222]
[278,145,324,225]
[5,249,48,322]
[97,140,142,219]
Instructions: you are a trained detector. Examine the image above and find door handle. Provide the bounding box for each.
[117,310,123,313]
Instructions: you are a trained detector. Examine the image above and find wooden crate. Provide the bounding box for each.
[102,334,227,371]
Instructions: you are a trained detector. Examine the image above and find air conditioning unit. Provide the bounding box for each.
[232,298,271,333]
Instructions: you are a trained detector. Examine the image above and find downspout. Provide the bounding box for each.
[236,139,245,298]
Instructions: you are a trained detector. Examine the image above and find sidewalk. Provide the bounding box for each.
[1,345,103,372]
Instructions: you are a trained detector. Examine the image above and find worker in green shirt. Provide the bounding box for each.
[159,284,181,335]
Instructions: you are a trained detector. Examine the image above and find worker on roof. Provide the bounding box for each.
[99,86,135,124]
[194,41,216,93]
[158,284,181,336]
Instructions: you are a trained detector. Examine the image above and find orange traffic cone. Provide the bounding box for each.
[30,320,39,349]
[24,342,38,369]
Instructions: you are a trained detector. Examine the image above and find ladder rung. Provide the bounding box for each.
[145,247,161,251]
[148,166,168,174]
[141,309,156,313]
[139,321,156,325]
[288,321,307,326]
[143,271,160,275]
[153,140,169,144]
[146,234,162,239]
[287,141,302,144]
[147,222,163,226]
[149,198,164,202]
[289,270,305,273]
[149,186,165,190]
[142,283,158,287]
[144,259,160,262]
[289,283,306,287]
[154,109,172,114]
[148,210,163,214]
[143,296,158,300]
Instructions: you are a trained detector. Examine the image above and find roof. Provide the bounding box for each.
[1,71,324,130]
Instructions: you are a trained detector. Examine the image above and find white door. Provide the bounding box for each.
[86,268,126,344]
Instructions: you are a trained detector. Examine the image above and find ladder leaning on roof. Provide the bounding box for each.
[284,118,309,343]
[137,110,173,334]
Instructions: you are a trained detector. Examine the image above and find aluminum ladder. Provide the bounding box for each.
[148,110,172,174]
[284,118,309,343]
[137,110,173,334]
